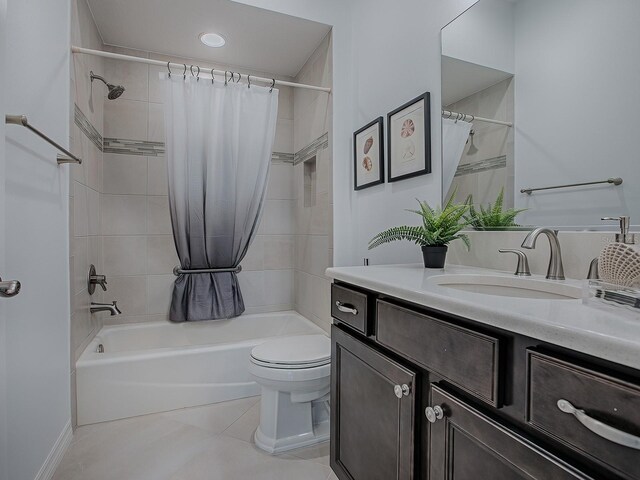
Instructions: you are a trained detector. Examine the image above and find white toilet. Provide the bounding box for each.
[248,334,331,454]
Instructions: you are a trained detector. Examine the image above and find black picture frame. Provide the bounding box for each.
[353,116,384,191]
[387,92,431,182]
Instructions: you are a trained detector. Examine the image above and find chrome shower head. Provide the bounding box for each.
[90,71,125,100]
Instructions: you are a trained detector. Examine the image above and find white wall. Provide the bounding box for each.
[235,0,477,266]
[4,0,71,478]
[0,0,8,477]
[442,0,514,73]
[514,0,640,227]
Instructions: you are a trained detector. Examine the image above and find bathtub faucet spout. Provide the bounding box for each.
[90,301,122,316]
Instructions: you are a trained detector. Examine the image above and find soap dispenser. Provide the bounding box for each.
[602,216,636,245]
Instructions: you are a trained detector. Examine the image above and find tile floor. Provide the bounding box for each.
[53,396,338,480]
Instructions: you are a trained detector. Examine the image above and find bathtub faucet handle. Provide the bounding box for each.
[88,264,108,294]
[95,275,108,291]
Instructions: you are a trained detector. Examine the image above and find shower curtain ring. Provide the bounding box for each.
[167,62,172,78]
[211,68,215,84]
[190,65,200,81]
[236,73,241,83]
[270,78,275,92]
[182,64,187,80]
[247,75,251,88]
[225,71,229,85]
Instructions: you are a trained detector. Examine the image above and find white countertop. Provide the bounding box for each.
[325,264,640,370]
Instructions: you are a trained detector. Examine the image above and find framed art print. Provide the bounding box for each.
[353,116,384,190]
[387,92,431,182]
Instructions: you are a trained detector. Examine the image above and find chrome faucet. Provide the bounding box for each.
[587,257,599,280]
[90,301,122,316]
[521,228,565,280]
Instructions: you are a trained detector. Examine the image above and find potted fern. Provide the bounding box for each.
[368,195,470,268]
[465,188,527,230]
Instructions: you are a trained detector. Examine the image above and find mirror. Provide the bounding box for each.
[441,0,640,229]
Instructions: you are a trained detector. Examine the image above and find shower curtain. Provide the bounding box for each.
[163,77,278,322]
[442,118,473,199]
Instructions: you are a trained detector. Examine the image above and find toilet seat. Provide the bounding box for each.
[250,334,330,370]
[250,357,330,369]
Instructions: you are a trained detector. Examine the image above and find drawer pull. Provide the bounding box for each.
[425,405,444,424]
[393,384,411,398]
[557,399,640,450]
[335,301,358,315]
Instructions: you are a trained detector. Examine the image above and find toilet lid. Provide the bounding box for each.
[251,334,331,368]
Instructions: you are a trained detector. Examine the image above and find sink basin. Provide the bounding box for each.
[432,274,582,300]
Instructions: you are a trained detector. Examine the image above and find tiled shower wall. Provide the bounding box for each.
[69,0,105,429]
[99,47,297,323]
[293,34,334,333]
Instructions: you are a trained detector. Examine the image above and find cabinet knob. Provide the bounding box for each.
[425,405,444,423]
[393,384,411,398]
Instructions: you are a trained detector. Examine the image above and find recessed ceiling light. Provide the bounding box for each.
[199,32,226,48]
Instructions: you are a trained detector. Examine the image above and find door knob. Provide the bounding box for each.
[425,405,444,423]
[394,384,411,398]
[0,276,21,298]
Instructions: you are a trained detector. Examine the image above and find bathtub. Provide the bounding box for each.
[76,311,326,426]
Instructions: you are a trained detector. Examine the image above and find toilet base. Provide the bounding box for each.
[253,387,330,454]
[254,418,330,454]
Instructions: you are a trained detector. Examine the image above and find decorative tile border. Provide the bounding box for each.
[74,104,103,152]
[455,155,506,177]
[271,152,295,164]
[294,132,329,165]
[77,105,308,165]
[103,138,165,157]
[104,138,295,163]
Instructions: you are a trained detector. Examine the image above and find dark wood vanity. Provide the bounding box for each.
[329,281,640,480]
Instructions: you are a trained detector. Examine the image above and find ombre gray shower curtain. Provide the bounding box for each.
[163,75,278,321]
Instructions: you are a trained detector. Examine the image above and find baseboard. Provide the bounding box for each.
[34,420,72,480]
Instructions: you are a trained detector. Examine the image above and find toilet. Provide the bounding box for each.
[248,334,331,454]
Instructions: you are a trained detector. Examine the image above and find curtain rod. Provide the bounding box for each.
[442,109,513,127]
[71,46,331,93]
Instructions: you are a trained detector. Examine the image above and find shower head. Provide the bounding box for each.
[466,129,479,155]
[107,84,125,100]
[90,71,125,100]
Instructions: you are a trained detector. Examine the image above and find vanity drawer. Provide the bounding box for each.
[331,284,369,334]
[376,300,501,407]
[527,350,640,480]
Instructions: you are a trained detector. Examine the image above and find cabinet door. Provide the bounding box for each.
[429,385,592,480]
[331,325,416,480]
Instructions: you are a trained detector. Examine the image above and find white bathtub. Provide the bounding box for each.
[76,311,326,426]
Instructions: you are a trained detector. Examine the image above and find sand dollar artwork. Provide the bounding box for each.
[401,119,415,138]
[363,136,374,154]
[354,117,384,190]
[401,139,416,160]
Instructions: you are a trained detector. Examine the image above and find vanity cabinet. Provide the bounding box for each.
[331,325,416,480]
[330,281,640,480]
[429,385,589,480]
